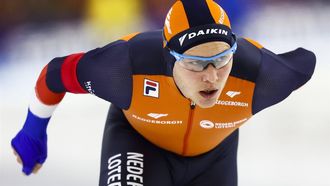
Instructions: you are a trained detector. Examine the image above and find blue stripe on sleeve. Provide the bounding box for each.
[22,109,51,139]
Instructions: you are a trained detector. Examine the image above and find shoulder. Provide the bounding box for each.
[126,30,164,59]
[79,30,161,62]
[127,30,170,75]
[231,37,316,83]
[125,30,163,43]
[231,37,263,82]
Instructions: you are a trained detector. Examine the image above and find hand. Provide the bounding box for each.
[11,130,48,175]
[12,148,43,174]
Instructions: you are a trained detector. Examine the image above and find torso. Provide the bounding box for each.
[124,74,254,156]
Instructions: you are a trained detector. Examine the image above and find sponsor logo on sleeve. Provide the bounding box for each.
[84,81,95,95]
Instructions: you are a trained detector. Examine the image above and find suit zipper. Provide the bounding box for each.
[182,101,196,155]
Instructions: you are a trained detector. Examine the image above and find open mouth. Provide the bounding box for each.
[199,89,218,99]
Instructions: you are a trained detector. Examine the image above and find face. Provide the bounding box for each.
[173,41,233,108]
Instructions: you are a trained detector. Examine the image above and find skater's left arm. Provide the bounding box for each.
[248,40,316,114]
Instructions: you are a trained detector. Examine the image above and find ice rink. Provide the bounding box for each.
[1,3,330,186]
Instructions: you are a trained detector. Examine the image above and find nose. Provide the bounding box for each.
[202,64,218,83]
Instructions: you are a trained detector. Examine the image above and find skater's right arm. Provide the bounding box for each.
[11,34,138,175]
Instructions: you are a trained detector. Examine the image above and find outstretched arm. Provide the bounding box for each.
[11,53,88,175]
[252,44,316,114]
[11,37,134,175]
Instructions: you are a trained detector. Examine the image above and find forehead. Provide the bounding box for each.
[184,41,230,56]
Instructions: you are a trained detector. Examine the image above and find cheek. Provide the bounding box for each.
[217,61,232,79]
[217,69,229,80]
[173,66,201,97]
[175,64,199,83]
[185,71,203,86]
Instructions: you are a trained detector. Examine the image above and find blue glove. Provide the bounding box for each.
[11,109,50,175]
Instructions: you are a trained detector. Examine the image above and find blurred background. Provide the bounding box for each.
[1,0,329,185]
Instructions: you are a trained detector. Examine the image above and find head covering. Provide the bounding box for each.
[163,0,235,54]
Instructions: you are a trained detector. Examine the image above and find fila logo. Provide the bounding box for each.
[226,91,241,98]
[144,79,159,98]
[147,113,168,119]
[179,28,228,46]
[200,120,215,129]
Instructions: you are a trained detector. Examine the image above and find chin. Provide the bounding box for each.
[197,102,216,108]
[192,92,220,108]
[194,99,217,108]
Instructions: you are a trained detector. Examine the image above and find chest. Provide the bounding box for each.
[124,75,255,126]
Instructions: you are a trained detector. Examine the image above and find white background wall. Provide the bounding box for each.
[1,3,330,186]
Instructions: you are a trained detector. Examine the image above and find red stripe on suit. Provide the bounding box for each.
[61,53,87,93]
[35,65,65,105]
